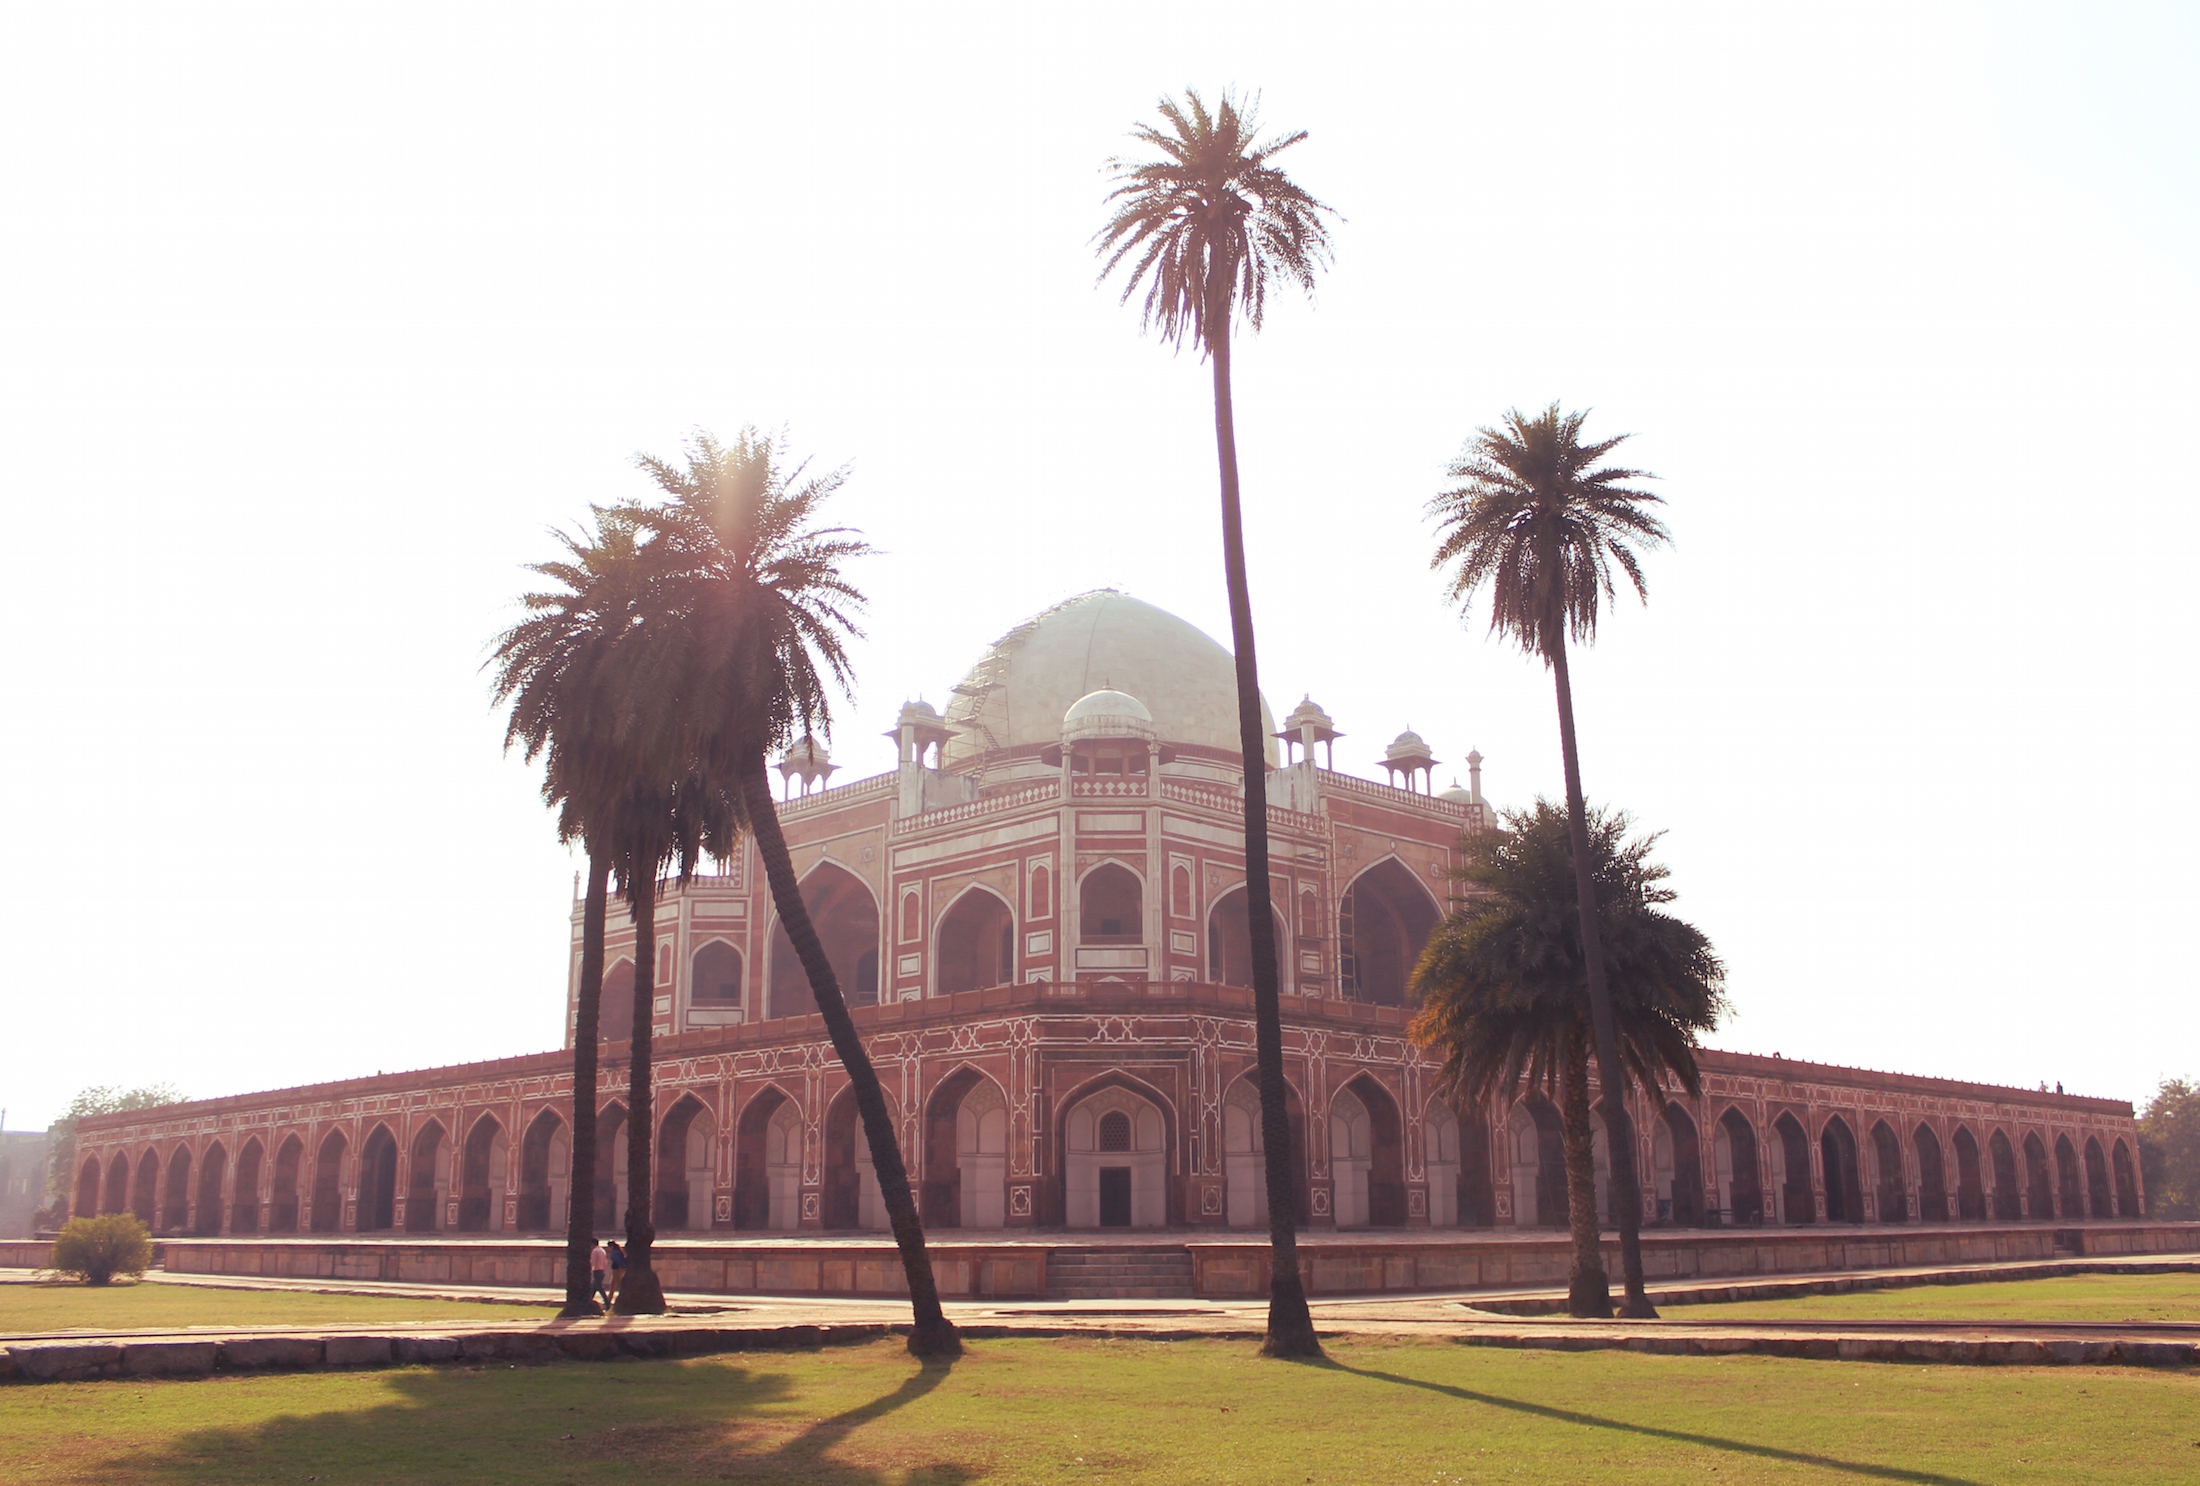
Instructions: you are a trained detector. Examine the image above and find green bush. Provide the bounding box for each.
[50,1213,154,1285]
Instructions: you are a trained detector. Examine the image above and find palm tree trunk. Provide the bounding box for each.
[1548,632,1656,1318]
[615,866,666,1313]
[1559,1024,1613,1317]
[1208,275,1320,1360]
[738,756,961,1358]
[560,851,610,1317]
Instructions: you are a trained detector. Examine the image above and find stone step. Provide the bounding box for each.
[1044,1246,1194,1299]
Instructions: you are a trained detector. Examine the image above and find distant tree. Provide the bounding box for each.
[46,1086,183,1215]
[2139,1078,2199,1220]
[1095,88,1336,1359]
[1427,403,1672,1316]
[50,1213,153,1285]
[1410,801,1724,1316]
[633,428,961,1356]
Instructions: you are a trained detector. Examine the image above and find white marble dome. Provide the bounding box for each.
[1062,687,1156,744]
[941,591,1278,769]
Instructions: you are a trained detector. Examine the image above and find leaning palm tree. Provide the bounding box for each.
[1095,88,1335,1359]
[1428,403,1672,1314]
[489,510,651,1318]
[1410,801,1725,1317]
[635,428,962,1357]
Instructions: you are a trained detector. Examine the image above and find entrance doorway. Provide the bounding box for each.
[1098,1168,1132,1227]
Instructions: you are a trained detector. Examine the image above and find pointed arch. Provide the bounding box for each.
[2112,1138,2139,1216]
[1507,1093,1565,1228]
[1078,862,1144,944]
[653,1094,715,1231]
[1055,1070,1178,1228]
[1713,1107,1762,1225]
[190,1141,227,1236]
[458,1113,509,1232]
[1654,1103,1704,1226]
[689,939,744,1008]
[520,1108,571,1232]
[130,1147,159,1225]
[75,1156,101,1223]
[1330,1073,1405,1228]
[231,1138,263,1234]
[821,1082,898,1232]
[935,884,1017,997]
[1988,1129,2022,1219]
[767,860,882,1017]
[1206,881,1285,991]
[2054,1134,2083,1219]
[269,1135,304,1232]
[309,1129,347,1233]
[1770,1111,1812,1225]
[1338,856,1442,1006]
[2083,1136,2111,1219]
[733,1083,803,1231]
[594,1100,629,1230]
[599,956,637,1045]
[1223,1071,1309,1228]
[406,1119,450,1232]
[1819,1116,1862,1223]
[1951,1125,1985,1220]
[2023,1131,2054,1218]
[1868,1120,1907,1223]
[1913,1123,1948,1223]
[915,1065,1009,1229]
[357,1123,399,1233]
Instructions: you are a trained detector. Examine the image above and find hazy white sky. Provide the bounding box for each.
[2,3,2193,1131]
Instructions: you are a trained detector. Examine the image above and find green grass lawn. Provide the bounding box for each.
[0,1336,2192,1485]
[1664,1272,2200,1326]
[0,1280,559,1334]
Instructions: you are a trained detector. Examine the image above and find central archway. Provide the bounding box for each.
[1714,1109,1762,1225]
[520,1110,571,1232]
[1953,1127,1985,1220]
[1989,1130,2022,1219]
[407,1121,449,1232]
[270,1137,303,1233]
[733,1087,803,1232]
[231,1139,263,1233]
[1223,1075,1308,1228]
[768,863,881,1017]
[458,1115,509,1232]
[1820,1117,1863,1223]
[654,1095,714,1232]
[821,1085,894,1231]
[1869,1121,1907,1223]
[357,1126,398,1233]
[309,1130,345,1234]
[194,1142,228,1236]
[1655,1105,1703,1226]
[1771,1113,1812,1225]
[1061,1079,1171,1229]
[1338,858,1441,1006]
[1914,1125,1949,1223]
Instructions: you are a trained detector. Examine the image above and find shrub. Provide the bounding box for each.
[50,1213,154,1285]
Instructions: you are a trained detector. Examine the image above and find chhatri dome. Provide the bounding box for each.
[941,590,1278,770]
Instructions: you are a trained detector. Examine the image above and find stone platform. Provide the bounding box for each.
[12,1219,2195,1303]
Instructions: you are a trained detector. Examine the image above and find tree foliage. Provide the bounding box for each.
[46,1085,183,1212]
[2139,1078,2199,1220]
[50,1213,153,1284]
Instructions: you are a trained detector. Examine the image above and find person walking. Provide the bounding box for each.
[589,1239,611,1314]
[606,1239,627,1309]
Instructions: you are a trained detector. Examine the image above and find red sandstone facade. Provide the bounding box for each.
[72,593,2144,1244]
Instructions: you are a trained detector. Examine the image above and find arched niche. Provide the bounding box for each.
[919,1068,1008,1229]
[1339,857,1441,1006]
[2084,1137,2112,1219]
[75,1156,101,1222]
[1654,1104,1704,1226]
[1206,883,1285,991]
[594,1102,629,1231]
[407,1120,450,1232]
[520,1110,571,1232]
[309,1130,346,1234]
[1061,1079,1171,1229]
[194,1142,228,1236]
[1989,1130,2023,1220]
[690,940,743,1008]
[1868,1120,1907,1223]
[2113,1139,2139,1217]
[1079,863,1143,944]
[1714,1108,1763,1226]
[131,1148,159,1226]
[270,1136,304,1233]
[654,1095,714,1232]
[459,1115,509,1232]
[357,1125,399,1233]
[768,863,881,1017]
[1770,1112,1812,1225]
[1223,1075,1309,1228]
[1820,1117,1863,1223]
[2054,1134,2083,1219]
[1952,1126,1986,1220]
[2023,1132,2054,1218]
[1914,1124,1949,1223]
[161,1145,192,1234]
[1507,1094,1565,1228]
[936,888,1015,997]
[734,1086,803,1232]
[103,1153,130,1218]
[599,957,637,1045]
[1329,1076,1404,1228]
[231,1139,263,1233]
[821,1085,895,1232]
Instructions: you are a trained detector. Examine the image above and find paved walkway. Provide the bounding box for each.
[3,1256,2195,1381]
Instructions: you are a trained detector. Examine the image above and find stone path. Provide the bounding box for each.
[4,1257,2195,1382]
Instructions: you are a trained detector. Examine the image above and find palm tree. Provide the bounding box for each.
[634,428,962,1357]
[1409,801,1725,1317]
[489,510,651,1318]
[1427,403,1672,1314]
[1095,88,1335,1359]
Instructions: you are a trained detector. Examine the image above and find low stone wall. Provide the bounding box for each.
[0,1240,169,1271]
[1186,1221,2200,1300]
[157,1237,1042,1300]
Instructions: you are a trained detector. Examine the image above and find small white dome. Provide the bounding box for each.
[1384,727,1435,763]
[1437,779,1473,804]
[1062,688,1156,744]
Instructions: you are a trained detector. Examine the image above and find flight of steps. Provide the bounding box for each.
[1044,1244,1196,1300]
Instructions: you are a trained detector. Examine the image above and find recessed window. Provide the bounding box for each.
[1098,1111,1132,1153]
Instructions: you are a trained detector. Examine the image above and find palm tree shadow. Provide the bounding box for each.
[1318,1358,1991,1486]
[770,1355,961,1470]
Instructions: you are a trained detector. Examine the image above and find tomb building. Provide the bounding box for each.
[73,591,2144,1239]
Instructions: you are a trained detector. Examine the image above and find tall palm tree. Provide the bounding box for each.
[489,510,651,1318]
[1096,88,1335,1359]
[1409,801,1725,1317]
[635,428,961,1357]
[1428,403,1672,1314]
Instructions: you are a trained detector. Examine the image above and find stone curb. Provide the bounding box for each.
[1469,1259,2200,1317]
[1,1319,2189,1384]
